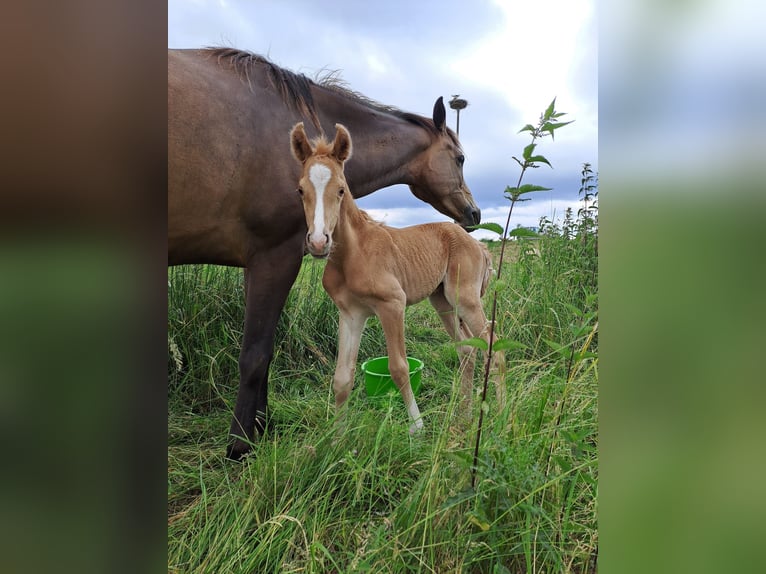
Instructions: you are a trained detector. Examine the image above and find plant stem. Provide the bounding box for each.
[471,141,536,488]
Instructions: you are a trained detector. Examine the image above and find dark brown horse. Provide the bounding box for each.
[168,48,480,459]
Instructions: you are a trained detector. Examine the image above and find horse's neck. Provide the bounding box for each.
[344,121,428,197]
[313,95,430,197]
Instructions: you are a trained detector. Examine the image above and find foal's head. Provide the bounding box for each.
[290,122,353,258]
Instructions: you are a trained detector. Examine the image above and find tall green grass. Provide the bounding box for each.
[168,221,598,572]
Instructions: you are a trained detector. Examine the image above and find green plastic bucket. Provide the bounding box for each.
[362,356,423,400]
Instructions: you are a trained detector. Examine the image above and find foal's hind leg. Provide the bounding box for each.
[456,297,507,410]
[429,289,477,410]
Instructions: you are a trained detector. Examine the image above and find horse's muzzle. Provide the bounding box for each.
[461,204,481,229]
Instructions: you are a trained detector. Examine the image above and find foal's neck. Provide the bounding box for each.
[331,191,375,260]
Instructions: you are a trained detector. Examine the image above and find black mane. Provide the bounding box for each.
[206,47,443,136]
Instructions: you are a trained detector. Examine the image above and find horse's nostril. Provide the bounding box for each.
[472,208,481,225]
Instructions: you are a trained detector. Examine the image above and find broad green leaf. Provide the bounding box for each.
[548,120,574,130]
[508,227,539,238]
[522,142,536,160]
[570,322,592,338]
[527,155,552,167]
[491,338,527,352]
[518,184,552,193]
[564,302,584,317]
[543,338,571,359]
[459,337,488,351]
[471,222,503,235]
[468,514,491,531]
[542,120,574,140]
[543,97,557,121]
[518,124,535,133]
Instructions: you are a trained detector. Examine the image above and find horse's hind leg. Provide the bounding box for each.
[227,243,303,461]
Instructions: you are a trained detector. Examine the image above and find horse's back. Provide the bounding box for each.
[168,49,305,265]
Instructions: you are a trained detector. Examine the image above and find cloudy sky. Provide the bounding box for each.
[168,0,597,238]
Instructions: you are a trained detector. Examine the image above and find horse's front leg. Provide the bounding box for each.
[226,241,303,460]
[376,298,423,434]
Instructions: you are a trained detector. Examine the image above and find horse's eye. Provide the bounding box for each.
[338,188,345,197]
[297,187,304,196]
[456,155,465,167]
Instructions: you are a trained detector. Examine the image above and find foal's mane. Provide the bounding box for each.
[207,47,447,139]
[308,135,384,228]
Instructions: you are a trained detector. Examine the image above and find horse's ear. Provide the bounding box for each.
[290,122,313,163]
[332,123,353,163]
[432,96,446,132]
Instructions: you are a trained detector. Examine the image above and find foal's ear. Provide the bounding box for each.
[332,123,353,163]
[290,122,313,163]
[432,96,446,133]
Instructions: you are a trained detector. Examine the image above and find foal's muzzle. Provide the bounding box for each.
[306,232,331,258]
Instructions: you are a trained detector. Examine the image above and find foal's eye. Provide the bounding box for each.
[338,188,345,197]
[297,187,304,197]
[456,155,465,167]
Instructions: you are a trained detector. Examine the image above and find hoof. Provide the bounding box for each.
[225,439,252,461]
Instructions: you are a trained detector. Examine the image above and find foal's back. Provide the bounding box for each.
[350,220,490,306]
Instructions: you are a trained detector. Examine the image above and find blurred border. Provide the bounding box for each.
[0,2,167,573]
[2,1,765,573]
[601,1,766,572]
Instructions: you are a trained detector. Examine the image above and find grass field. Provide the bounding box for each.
[168,227,598,573]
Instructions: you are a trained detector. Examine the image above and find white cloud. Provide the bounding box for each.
[361,198,583,241]
[450,0,595,133]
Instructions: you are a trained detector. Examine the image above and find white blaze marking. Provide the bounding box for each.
[308,163,331,245]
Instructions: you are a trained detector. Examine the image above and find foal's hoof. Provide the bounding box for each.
[408,420,425,435]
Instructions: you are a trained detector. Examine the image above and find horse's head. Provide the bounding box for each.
[407,97,481,229]
[290,122,352,258]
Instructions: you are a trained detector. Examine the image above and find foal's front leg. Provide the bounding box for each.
[333,307,368,421]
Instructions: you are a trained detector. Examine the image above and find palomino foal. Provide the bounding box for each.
[290,122,500,431]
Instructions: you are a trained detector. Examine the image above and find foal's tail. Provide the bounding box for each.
[477,243,507,406]
[479,244,493,297]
